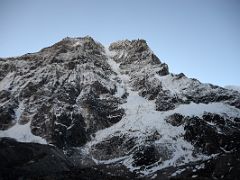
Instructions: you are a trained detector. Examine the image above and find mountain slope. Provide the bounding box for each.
[0,37,240,179]
[225,85,240,93]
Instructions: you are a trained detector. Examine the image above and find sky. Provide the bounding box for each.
[0,0,239,87]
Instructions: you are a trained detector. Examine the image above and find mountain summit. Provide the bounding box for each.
[0,36,240,179]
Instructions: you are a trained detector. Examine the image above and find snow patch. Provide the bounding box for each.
[0,72,15,91]
[0,122,47,144]
[73,41,82,47]
[105,46,126,98]
[15,101,24,123]
[155,74,198,95]
[0,102,47,144]
[171,168,186,177]
[168,102,240,119]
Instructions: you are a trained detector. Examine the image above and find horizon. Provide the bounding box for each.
[1,0,239,86]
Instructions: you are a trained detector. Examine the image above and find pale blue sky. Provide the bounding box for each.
[0,0,239,86]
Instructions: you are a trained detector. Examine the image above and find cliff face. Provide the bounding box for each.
[0,36,240,179]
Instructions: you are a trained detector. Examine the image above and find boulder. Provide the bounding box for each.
[166,113,184,126]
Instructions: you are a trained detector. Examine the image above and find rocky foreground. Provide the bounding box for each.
[0,36,240,179]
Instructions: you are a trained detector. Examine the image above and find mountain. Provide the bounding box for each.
[225,85,240,93]
[0,36,240,179]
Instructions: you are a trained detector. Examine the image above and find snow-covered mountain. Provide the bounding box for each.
[225,85,240,93]
[0,36,240,179]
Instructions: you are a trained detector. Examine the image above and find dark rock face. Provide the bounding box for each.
[184,114,240,155]
[202,113,225,125]
[156,63,169,76]
[52,113,87,147]
[132,145,161,167]
[0,137,73,178]
[165,113,184,126]
[90,131,169,169]
[0,138,138,180]
[155,91,178,111]
[136,75,162,100]
[91,135,136,161]
[0,90,11,103]
[153,149,240,180]
[2,137,240,180]
[0,106,15,130]
[185,86,240,110]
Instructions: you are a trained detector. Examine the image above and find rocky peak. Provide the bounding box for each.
[0,36,122,148]
[41,36,104,53]
[109,39,148,52]
[109,39,162,64]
